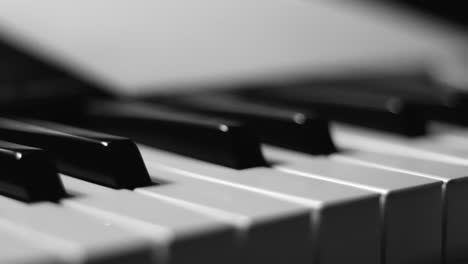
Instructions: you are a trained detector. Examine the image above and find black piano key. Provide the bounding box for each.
[0,140,67,202]
[150,93,336,155]
[239,83,427,136]
[256,71,468,125]
[328,76,468,126]
[81,100,267,169]
[0,118,152,189]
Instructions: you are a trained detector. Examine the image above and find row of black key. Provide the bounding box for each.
[149,93,336,155]
[0,93,337,203]
[80,100,267,169]
[232,70,468,136]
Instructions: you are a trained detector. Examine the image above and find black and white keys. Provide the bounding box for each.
[138,144,383,264]
[0,153,240,264]
[0,104,464,264]
[0,119,241,264]
[333,124,468,264]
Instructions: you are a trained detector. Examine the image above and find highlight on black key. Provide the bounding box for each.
[81,100,268,169]
[0,118,153,189]
[0,140,67,202]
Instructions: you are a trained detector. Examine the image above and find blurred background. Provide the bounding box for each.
[1,0,468,97]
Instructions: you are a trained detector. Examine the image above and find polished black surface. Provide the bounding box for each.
[279,72,468,126]
[239,81,427,137]
[150,93,336,155]
[81,100,267,169]
[0,118,152,189]
[0,140,66,202]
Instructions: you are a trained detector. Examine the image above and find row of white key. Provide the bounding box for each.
[331,123,468,264]
[138,153,381,264]
[0,166,313,264]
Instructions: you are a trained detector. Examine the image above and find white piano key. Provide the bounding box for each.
[0,194,27,210]
[61,175,114,196]
[61,176,238,264]
[263,146,443,264]
[135,169,313,264]
[138,144,381,264]
[0,196,154,264]
[334,150,468,264]
[0,228,64,264]
[425,131,468,158]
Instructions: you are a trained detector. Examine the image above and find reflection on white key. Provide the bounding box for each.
[62,176,238,264]
[335,150,468,264]
[138,144,381,264]
[264,146,443,264]
[0,228,64,264]
[0,196,154,264]
[136,168,312,264]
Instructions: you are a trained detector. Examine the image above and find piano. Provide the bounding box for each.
[1,1,468,264]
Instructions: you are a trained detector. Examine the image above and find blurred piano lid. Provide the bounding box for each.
[0,0,467,96]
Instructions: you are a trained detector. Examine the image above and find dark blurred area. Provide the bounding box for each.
[0,38,109,122]
[388,1,468,28]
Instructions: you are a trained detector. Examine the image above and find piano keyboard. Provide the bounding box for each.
[4,81,468,264]
[3,2,468,264]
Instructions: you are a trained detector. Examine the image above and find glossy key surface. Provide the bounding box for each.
[150,93,336,155]
[240,84,427,136]
[0,140,66,202]
[82,100,267,169]
[0,118,152,189]
[287,71,468,125]
[61,147,314,264]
